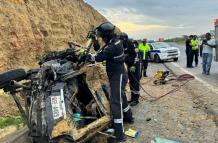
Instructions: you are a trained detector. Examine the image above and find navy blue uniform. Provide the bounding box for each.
[186,39,192,67]
[95,38,133,140]
[123,40,141,103]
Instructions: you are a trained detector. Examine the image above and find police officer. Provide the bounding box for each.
[90,22,134,142]
[186,35,194,68]
[138,39,151,77]
[191,35,199,67]
[120,33,141,106]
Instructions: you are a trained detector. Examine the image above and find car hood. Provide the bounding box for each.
[159,47,179,52]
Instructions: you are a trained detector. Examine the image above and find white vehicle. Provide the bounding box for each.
[148,42,180,63]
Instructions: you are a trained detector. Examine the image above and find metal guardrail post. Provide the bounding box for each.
[215,19,218,61]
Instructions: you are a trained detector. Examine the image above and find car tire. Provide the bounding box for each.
[0,69,27,89]
[154,54,161,63]
[173,58,178,62]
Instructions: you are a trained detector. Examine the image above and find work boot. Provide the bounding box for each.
[124,116,134,124]
[116,135,127,142]
[114,124,126,142]
[123,107,134,124]
[107,137,126,143]
[130,100,139,106]
[128,100,133,104]
[107,137,116,143]
[143,71,147,77]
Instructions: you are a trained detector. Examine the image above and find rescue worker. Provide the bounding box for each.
[120,33,141,106]
[201,32,217,75]
[186,35,194,68]
[138,39,151,77]
[191,35,199,67]
[89,22,134,142]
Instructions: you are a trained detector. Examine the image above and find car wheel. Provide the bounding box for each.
[0,69,27,89]
[154,54,161,63]
[173,58,178,62]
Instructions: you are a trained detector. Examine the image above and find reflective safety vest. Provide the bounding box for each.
[138,43,151,60]
[191,39,199,50]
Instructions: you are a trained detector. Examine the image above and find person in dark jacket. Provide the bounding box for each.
[138,39,151,77]
[120,33,141,106]
[186,35,194,68]
[90,22,134,142]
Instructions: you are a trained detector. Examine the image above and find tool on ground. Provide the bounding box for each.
[151,74,195,102]
[151,137,182,143]
[153,70,171,85]
[124,128,140,138]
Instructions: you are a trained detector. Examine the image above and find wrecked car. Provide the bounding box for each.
[0,38,111,143]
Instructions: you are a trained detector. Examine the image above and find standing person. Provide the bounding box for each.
[120,33,141,106]
[199,38,203,57]
[91,22,134,142]
[138,39,151,77]
[191,35,199,67]
[201,33,217,75]
[186,35,194,68]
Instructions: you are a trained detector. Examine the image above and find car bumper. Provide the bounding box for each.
[159,53,180,60]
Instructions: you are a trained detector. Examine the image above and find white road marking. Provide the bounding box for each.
[170,62,218,94]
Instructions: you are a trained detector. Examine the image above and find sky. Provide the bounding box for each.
[85,0,218,40]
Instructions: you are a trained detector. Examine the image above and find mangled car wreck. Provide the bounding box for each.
[0,37,112,143]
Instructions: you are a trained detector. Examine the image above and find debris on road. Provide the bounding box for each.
[125,128,140,138]
[151,137,182,143]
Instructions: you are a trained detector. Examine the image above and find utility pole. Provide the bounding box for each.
[215,19,218,61]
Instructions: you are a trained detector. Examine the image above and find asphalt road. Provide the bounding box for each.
[169,42,218,88]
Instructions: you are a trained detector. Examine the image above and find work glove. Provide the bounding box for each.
[135,48,139,53]
[79,48,85,56]
[129,66,136,73]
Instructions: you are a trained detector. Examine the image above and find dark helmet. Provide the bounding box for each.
[119,32,128,40]
[189,35,194,39]
[95,22,115,39]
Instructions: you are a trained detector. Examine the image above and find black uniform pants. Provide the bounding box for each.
[186,50,192,67]
[108,72,133,140]
[191,50,199,66]
[142,59,149,76]
[128,62,141,102]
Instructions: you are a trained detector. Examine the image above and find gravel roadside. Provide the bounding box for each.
[125,62,218,143]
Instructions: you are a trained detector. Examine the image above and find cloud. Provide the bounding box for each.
[115,22,168,32]
[99,7,163,25]
[99,7,191,32]
[86,0,218,39]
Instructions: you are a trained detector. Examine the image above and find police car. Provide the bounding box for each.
[148,42,180,63]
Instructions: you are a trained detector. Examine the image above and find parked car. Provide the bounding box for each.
[148,42,180,63]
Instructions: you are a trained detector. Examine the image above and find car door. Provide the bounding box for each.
[149,43,155,60]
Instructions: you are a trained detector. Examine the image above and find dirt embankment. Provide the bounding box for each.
[0,0,107,119]
[0,0,107,72]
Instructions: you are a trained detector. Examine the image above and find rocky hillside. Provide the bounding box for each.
[0,0,107,72]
